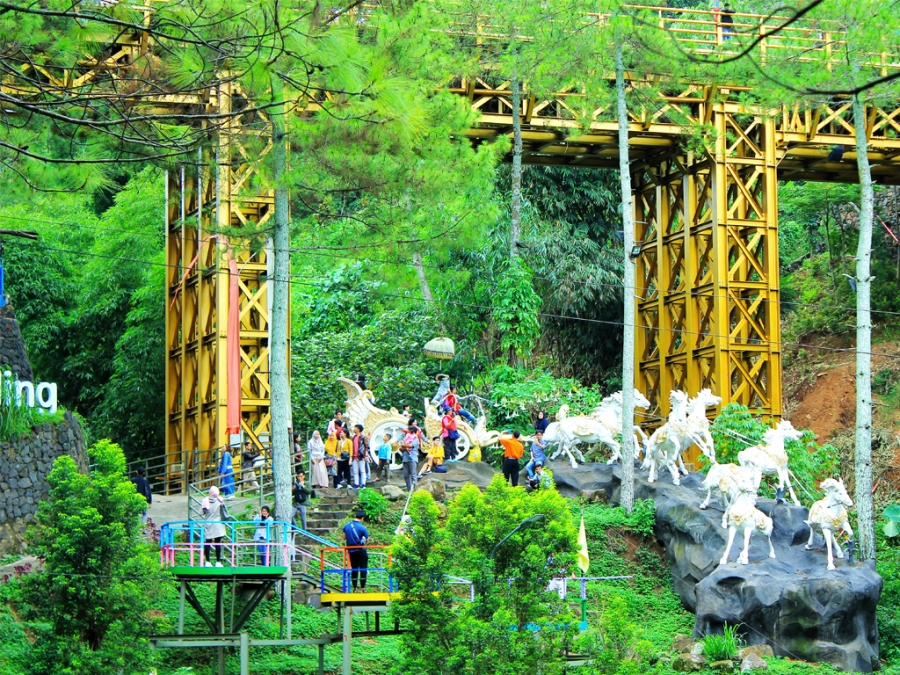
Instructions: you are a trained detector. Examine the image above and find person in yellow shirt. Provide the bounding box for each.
[498,430,525,487]
[418,438,445,477]
[337,429,354,488]
[325,432,339,488]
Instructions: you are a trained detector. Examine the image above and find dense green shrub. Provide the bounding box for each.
[702,623,743,661]
[357,487,389,522]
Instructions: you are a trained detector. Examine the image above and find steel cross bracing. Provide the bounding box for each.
[163,80,285,493]
[5,3,900,474]
[452,80,900,463]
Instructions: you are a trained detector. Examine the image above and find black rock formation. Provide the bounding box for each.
[549,460,883,672]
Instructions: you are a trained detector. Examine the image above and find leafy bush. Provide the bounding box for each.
[885,506,900,538]
[878,529,900,663]
[492,258,542,361]
[577,595,655,675]
[702,623,744,661]
[357,487,389,522]
[483,365,607,430]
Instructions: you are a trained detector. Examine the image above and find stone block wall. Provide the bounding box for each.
[0,300,88,556]
[0,414,88,555]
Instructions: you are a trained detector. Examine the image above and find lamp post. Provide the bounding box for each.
[478,514,545,617]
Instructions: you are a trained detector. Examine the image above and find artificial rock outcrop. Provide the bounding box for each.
[0,300,88,555]
[549,461,883,672]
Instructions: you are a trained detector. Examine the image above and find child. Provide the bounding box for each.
[377,433,393,483]
[253,505,273,565]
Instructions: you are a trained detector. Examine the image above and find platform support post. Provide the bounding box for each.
[240,631,249,675]
[216,581,225,675]
[342,604,352,675]
[285,569,292,640]
[318,643,325,675]
[178,581,186,635]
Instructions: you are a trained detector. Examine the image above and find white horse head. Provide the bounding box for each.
[691,388,722,410]
[668,390,689,418]
[764,419,803,444]
[557,405,570,420]
[820,477,853,508]
[633,389,651,410]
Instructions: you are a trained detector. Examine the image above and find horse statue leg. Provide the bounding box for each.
[780,467,801,506]
[606,439,622,465]
[737,525,753,565]
[720,525,738,565]
[824,528,836,570]
[564,443,578,470]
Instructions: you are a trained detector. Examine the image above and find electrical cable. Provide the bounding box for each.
[5,211,900,321]
[11,238,900,362]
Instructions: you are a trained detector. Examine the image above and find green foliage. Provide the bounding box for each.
[577,596,655,675]
[392,478,579,675]
[708,404,839,506]
[2,439,165,675]
[492,258,542,362]
[702,623,744,661]
[884,505,900,538]
[878,529,900,663]
[483,365,607,430]
[357,487,389,522]
[290,309,446,433]
[297,263,384,337]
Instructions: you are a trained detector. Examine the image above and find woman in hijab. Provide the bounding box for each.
[534,410,550,435]
[309,430,328,489]
[201,485,231,567]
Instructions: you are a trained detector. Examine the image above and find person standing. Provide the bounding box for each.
[337,429,353,488]
[534,411,549,435]
[293,433,304,468]
[218,446,236,499]
[526,431,548,479]
[293,471,312,531]
[351,424,368,489]
[343,510,370,592]
[325,431,339,488]
[309,430,329,489]
[253,505,273,565]
[441,409,459,461]
[498,430,525,487]
[131,468,152,524]
[241,441,261,492]
[377,433,393,484]
[201,486,231,567]
[721,2,735,40]
[400,430,417,491]
[327,410,347,437]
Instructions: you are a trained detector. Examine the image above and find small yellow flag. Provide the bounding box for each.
[577,515,590,574]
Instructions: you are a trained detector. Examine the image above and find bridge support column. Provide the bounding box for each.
[634,105,782,465]
[342,604,353,675]
[164,82,286,491]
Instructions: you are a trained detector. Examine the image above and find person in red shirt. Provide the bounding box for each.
[441,409,459,460]
[441,385,477,425]
[498,430,525,487]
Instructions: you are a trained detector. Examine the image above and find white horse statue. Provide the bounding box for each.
[544,405,616,469]
[719,476,776,566]
[700,462,756,529]
[644,391,694,485]
[737,420,804,506]
[805,477,854,570]
[684,388,721,464]
[589,389,651,465]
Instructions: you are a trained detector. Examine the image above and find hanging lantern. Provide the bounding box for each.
[423,336,455,360]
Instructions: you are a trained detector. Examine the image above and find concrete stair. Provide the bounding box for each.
[306,489,357,537]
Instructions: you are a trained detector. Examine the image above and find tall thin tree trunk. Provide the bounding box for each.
[412,251,434,303]
[509,39,523,260]
[852,83,875,561]
[270,73,292,526]
[616,42,635,515]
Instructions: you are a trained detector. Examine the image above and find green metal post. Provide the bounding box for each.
[318,643,325,675]
[178,581,185,635]
[240,632,249,675]
[342,605,352,675]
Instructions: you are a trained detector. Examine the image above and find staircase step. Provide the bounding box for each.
[307,519,340,529]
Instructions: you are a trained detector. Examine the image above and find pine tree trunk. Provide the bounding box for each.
[412,251,434,303]
[509,52,523,260]
[270,74,293,526]
[616,42,635,514]
[852,85,875,561]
